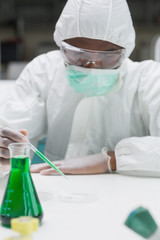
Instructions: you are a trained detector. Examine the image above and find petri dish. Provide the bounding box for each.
[56,189,97,203]
[37,188,55,202]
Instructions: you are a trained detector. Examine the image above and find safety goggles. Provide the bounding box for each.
[61,41,125,69]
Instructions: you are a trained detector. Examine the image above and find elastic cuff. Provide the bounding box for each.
[101,147,112,173]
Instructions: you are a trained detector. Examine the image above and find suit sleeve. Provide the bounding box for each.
[0,54,50,139]
[115,61,160,177]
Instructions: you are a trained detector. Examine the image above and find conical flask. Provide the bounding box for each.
[0,143,43,227]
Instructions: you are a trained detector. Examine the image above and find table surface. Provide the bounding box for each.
[0,173,160,240]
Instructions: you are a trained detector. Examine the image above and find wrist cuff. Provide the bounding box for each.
[101,147,112,173]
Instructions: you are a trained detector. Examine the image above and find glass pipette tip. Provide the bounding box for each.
[29,143,68,180]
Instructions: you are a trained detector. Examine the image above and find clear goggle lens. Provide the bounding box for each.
[61,41,125,69]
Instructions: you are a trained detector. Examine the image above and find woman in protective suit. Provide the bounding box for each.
[0,0,160,177]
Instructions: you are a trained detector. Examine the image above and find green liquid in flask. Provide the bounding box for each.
[0,156,43,227]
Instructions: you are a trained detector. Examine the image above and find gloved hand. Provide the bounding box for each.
[30,152,116,175]
[0,127,28,172]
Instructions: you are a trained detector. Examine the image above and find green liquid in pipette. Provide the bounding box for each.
[0,156,43,227]
[34,149,68,179]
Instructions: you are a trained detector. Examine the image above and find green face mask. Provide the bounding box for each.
[66,65,121,97]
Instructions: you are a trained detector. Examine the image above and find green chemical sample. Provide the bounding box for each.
[0,143,43,227]
[29,143,68,179]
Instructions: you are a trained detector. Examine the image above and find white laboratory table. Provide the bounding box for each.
[0,173,160,240]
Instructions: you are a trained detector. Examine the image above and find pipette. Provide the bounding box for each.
[29,143,68,180]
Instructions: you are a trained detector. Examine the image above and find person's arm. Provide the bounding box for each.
[0,53,52,176]
[30,61,160,177]
[30,151,117,175]
[114,61,160,177]
[1,56,48,139]
[115,136,160,176]
[108,151,117,171]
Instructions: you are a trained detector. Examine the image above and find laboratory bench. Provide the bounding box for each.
[1,173,160,240]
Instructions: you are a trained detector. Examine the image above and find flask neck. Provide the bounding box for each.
[11,156,30,172]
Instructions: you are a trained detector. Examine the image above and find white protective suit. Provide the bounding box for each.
[1,0,160,177]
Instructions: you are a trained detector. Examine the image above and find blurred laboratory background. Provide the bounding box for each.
[0,0,160,80]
